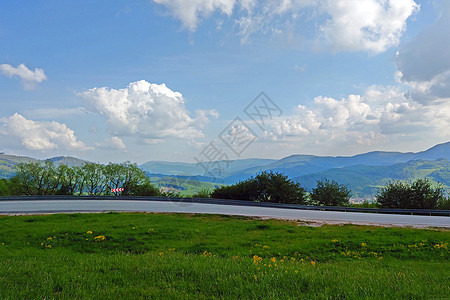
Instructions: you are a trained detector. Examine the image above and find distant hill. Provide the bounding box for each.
[0,154,37,179]
[294,159,450,198]
[1,141,448,198]
[48,156,87,167]
[0,155,86,178]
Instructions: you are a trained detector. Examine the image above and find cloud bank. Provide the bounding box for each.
[267,85,449,149]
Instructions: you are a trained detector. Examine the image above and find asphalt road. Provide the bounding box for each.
[0,200,449,228]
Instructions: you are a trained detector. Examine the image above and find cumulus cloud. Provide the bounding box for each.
[80,80,216,141]
[319,0,419,53]
[153,0,418,53]
[268,86,449,147]
[396,1,450,103]
[0,63,47,90]
[0,113,88,151]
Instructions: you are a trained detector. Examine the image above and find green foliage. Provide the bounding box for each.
[310,178,352,206]
[0,213,448,298]
[212,171,307,204]
[376,178,445,209]
[7,161,160,196]
[0,179,15,196]
[192,188,212,198]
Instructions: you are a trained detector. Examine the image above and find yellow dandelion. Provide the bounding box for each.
[270,257,276,263]
[361,243,367,247]
[331,239,339,243]
[311,261,316,267]
[94,235,106,241]
[86,231,93,234]
[47,237,52,240]
[159,252,164,255]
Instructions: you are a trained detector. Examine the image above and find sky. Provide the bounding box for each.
[0,0,449,164]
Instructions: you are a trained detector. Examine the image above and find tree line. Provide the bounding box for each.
[210,171,449,210]
[1,162,448,210]
[0,161,159,196]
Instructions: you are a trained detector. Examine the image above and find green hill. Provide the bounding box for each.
[294,159,450,199]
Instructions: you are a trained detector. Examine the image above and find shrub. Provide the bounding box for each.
[192,188,212,198]
[376,178,445,209]
[310,178,352,206]
[211,171,307,204]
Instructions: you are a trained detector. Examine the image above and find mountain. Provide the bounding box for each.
[0,154,86,178]
[140,158,276,177]
[0,142,448,198]
[140,141,450,198]
[294,159,450,198]
[48,156,87,167]
[0,153,37,179]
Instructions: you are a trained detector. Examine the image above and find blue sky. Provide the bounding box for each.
[0,0,449,164]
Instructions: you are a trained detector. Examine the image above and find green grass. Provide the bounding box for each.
[0,212,448,299]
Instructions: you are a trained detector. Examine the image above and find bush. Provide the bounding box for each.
[310,178,352,206]
[192,188,212,198]
[376,178,445,209]
[211,171,307,204]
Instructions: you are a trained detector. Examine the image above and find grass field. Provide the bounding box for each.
[0,212,448,299]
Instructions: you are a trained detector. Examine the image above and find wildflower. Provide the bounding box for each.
[253,275,257,280]
[361,243,367,247]
[147,228,154,232]
[270,257,276,263]
[132,227,136,230]
[86,231,93,234]
[311,261,316,267]
[263,245,269,249]
[94,235,106,241]
[331,239,339,243]
[45,245,52,248]
[1,243,4,245]
[253,255,262,264]
[159,252,164,255]
[47,237,52,240]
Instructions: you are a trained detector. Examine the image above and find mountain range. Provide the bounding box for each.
[1,142,449,198]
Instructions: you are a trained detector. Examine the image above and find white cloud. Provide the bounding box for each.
[0,63,47,90]
[396,1,450,103]
[319,0,419,53]
[269,86,449,147]
[80,80,215,141]
[153,0,418,53]
[0,113,88,151]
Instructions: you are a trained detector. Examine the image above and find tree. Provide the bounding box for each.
[0,179,15,196]
[211,171,307,204]
[11,161,57,195]
[376,178,445,209]
[310,178,352,206]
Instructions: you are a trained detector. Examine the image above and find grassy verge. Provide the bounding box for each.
[0,212,448,299]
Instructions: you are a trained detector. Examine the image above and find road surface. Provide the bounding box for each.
[0,200,448,228]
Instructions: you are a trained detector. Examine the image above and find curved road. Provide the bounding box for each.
[0,200,448,228]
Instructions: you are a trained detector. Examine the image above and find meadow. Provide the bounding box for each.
[0,212,448,299]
